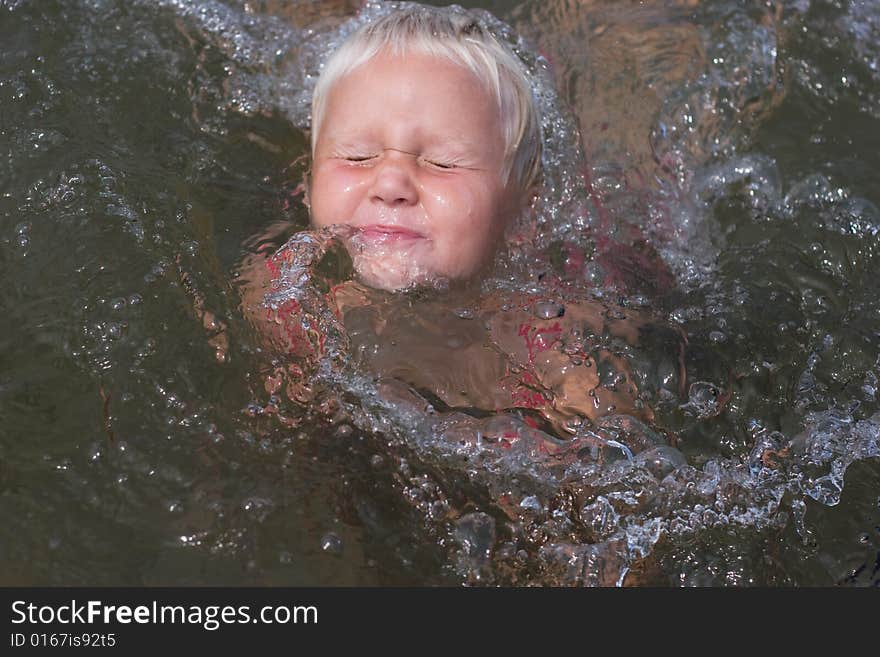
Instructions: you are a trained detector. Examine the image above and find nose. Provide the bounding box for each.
[368,151,418,207]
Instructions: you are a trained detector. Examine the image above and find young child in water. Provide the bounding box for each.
[306,5,541,291]
[241,5,684,440]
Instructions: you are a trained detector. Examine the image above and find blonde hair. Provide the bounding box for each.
[310,4,542,192]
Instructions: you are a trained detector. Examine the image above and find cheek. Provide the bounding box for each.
[424,180,505,271]
[423,181,482,236]
[432,182,501,244]
[422,181,472,219]
[310,165,367,226]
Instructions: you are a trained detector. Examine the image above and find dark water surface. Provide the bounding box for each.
[1,0,878,585]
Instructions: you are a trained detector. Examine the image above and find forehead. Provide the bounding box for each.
[339,47,492,91]
[321,51,501,133]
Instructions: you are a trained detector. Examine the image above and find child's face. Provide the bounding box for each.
[309,51,518,290]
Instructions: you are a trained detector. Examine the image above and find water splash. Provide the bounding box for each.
[5,0,878,586]
[258,0,880,586]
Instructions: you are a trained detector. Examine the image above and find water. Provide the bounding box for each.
[1,0,878,586]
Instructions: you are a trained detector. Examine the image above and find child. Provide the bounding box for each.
[306,4,541,292]
[240,4,684,440]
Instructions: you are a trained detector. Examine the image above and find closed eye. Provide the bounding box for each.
[343,154,377,163]
[420,157,457,170]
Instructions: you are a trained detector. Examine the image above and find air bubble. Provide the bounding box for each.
[534,301,565,319]
[520,495,544,513]
[634,446,688,479]
[683,381,722,418]
[320,532,343,555]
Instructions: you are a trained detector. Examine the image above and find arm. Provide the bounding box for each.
[235,226,365,406]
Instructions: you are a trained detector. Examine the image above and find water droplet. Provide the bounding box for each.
[534,301,564,319]
[562,416,584,434]
[634,446,688,479]
[683,381,722,418]
[578,494,621,535]
[107,322,124,340]
[320,532,343,555]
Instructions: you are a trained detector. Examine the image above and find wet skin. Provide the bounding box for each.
[309,50,520,291]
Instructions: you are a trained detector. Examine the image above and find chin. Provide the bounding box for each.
[351,253,441,292]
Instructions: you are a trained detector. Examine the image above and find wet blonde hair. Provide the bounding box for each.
[310,4,542,192]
